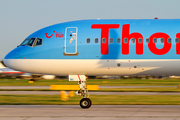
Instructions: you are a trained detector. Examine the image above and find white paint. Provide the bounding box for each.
[69,75,86,81]
[42,75,56,80]
[0,62,6,69]
[4,59,180,76]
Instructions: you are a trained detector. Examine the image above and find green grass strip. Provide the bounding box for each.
[0,94,180,105]
[1,78,180,86]
[98,87,180,92]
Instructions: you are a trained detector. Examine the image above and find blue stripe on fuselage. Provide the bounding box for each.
[4,19,180,60]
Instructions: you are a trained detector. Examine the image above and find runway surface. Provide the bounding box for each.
[0,105,180,120]
[0,86,177,89]
[1,91,180,95]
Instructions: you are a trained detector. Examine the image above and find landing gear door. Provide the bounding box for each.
[64,27,78,56]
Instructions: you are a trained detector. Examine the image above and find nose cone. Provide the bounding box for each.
[4,48,17,60]
[4,48,17,69]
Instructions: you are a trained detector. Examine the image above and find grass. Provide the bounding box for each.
[98,87,180,92]
[1,78,180,86]
[87,78,180,86]
[1,78,180,105]
[1,77,180,92]
[0,94,180,105]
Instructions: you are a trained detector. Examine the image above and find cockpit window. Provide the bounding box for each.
[27,38,36,46]
[34,38,42,46]
[20,38,30,46]
[20,38,43,47]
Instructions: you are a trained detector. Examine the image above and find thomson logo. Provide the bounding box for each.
[91,24,180,55]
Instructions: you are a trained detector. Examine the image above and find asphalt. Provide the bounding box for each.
[0,91,180,95]
[0,105,180,120]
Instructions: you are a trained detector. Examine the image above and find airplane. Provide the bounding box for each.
[3,19,180,108]
[0,62,25,77]
[0,62,55,79]
[0,62,6,69]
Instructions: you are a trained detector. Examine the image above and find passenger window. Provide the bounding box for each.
[94,38,98,43]
[102,38,106,43]
[153,38,157,43]
[34,38,42,46]
[86,38,90,43]
[131,38,135,43]
[117,38,120,43]
[168,38,172,43]
[139,38,142,43]
[124,38,128,43]
[175,38,179,43]
[146,38,149,43]
[110,38,113,43]
[160,38,164,43]
[27,38,36,46]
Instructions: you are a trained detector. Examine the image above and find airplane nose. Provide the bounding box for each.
[4,48,17,69]
[3,58,16,69]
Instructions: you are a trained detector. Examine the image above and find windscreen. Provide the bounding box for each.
[20,38,30,46]
[19,38,42,47]
[20,38,35,46]
[27,38,36,46]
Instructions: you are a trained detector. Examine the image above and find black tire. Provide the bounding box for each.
[80,98,92,109]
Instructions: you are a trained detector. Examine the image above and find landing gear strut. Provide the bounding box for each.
[76,81,91,109]
[68,75,92,109]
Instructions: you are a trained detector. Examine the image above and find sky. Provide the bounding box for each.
[0,0,180,60]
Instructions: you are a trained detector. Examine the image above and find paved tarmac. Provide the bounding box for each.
[0,86,177,89]
[0,105,180,120]
[1,91,180,95]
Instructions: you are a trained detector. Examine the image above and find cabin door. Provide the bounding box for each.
[64,27,78,55]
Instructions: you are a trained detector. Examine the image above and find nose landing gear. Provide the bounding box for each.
[69,75,92,109]
[76,80,91,109]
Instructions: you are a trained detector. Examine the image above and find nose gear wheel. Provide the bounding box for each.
[80,98,92,109]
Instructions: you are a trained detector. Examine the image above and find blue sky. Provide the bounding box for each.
[0,0,180,60]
